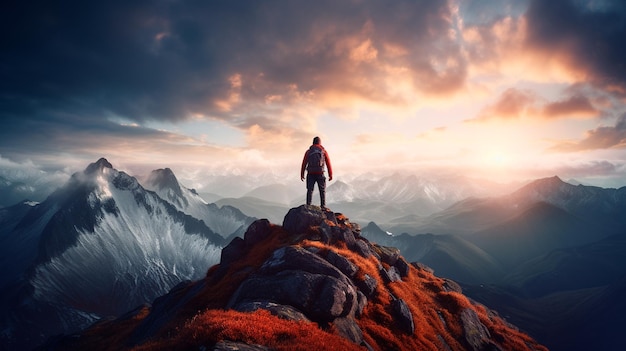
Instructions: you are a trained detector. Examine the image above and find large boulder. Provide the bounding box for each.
[391,297,415,335]
[244,218,272,247]
[227,270,356,322]
[282,205,336,235]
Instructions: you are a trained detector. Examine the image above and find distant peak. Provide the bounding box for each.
[527,175,566,187]
[84,158,113,175]
[146,168,182,193]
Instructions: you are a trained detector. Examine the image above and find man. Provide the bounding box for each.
[300,136,333,208]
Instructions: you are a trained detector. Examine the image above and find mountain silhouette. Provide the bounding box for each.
[42,205,547,351]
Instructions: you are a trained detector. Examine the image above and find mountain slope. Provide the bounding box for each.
[43,205,547,351]
[142,168,256,238]
[503,234,626,297]
[0,158,225,351]
[470,201,597,267]
[361,222,505,284]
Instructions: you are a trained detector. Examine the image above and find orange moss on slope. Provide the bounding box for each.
[133,309,363,351]
[300,238,547,351]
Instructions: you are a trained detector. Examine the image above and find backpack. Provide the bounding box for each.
[307,146,325,173]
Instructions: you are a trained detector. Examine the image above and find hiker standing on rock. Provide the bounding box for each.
[301,136,333,209]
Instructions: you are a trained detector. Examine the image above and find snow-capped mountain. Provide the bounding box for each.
[0,158,226,350]
[141,168,256,238]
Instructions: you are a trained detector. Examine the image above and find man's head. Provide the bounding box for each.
[313,136,321,145]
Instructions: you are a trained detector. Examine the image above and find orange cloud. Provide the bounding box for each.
[468,88,537,122]
[541,95,597,119]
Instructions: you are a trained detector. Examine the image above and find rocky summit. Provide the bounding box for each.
[41,205,547,351]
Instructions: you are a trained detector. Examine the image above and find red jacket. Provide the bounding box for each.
[301,144,333,179]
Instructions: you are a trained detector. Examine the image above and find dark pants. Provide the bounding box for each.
[306,173,326,207]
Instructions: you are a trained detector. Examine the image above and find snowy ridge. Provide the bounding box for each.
[0,159,227,350]
[143,168,255,238]
[31,165,222,317]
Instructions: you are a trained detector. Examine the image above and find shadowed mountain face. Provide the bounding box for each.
[360,222,505,285]
[41,205,547,351]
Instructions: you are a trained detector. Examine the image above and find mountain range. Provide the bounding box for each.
[1,158,624,350]
[360,176,626,351]
[199,172,518,225]
[0,158,254,350]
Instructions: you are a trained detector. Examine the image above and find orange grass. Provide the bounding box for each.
[301,236,547,350]
[133,309,364,351]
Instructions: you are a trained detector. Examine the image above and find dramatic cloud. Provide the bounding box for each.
[469,89,601,122]
[1,0,626,188]
[551,114,626,152]
[525,0,626,94]
[471,88,538,121]
[1,1,465,125]
[541,94,597,118]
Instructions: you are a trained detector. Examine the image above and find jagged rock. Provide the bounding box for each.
[244,219,272,247]
[356,273,378,298]
[324,249,358,278]
[332,317,363,344]
[232,301,310,322]
[460,308,498,351]
[394,258,410,277]
[442,279,463,293]
[228,271,356,322]
[355,291,367,317]
[391,297,415,335]
[283,205,333,235]
[220,237,246,266]
[353,239,374,258]
[319,221,333,244]
[212,340,272,351]
[323,209,338,225]
[259,246,348,282]
[375,245,400,266]
[412,262,435,274]
[333,226,356,246]
[380,266,402,283]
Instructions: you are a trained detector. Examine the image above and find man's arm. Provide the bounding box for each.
[324,150,333,181]
[300,150,308,181]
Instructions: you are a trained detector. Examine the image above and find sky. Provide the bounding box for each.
[2,0,626,192]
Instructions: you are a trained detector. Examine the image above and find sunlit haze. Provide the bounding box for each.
[2,0,626,192]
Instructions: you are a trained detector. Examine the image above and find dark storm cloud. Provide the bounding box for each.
[1,0,463,130]
[525,0,626,93]
[0,112,188,164]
